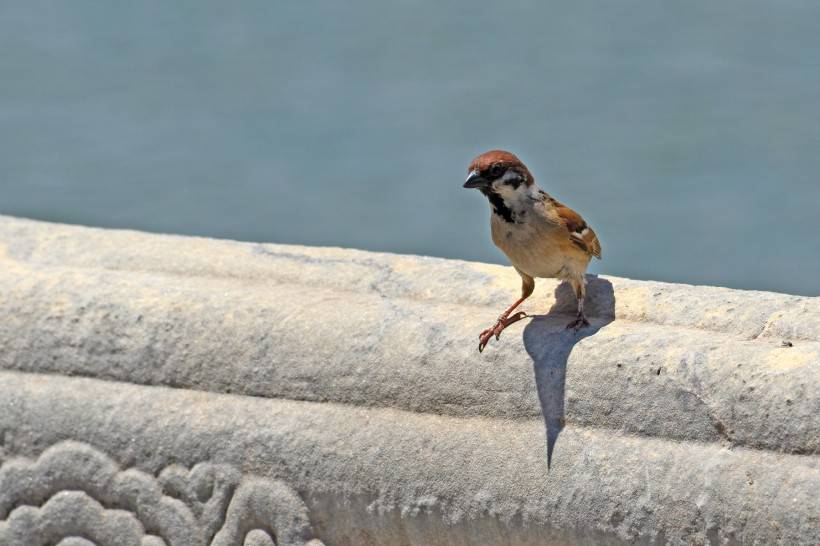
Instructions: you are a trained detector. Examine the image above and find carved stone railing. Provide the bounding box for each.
[0,215,817,545]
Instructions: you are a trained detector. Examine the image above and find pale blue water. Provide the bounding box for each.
[2,1,819,295]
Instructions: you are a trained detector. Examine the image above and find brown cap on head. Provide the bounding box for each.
[465,150,534,188]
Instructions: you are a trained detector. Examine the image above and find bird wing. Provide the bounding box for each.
[554,203,602,259]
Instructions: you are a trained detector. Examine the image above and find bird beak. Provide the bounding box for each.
[463,170,489,189]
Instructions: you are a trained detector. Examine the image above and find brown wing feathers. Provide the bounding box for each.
[556,204,602,259]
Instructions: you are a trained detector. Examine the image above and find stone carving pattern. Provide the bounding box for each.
[0,441,324,546]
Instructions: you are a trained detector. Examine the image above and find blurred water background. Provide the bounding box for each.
[2,1,818,295]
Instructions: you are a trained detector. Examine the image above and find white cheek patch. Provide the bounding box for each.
[494,173,527,196]
[500,170,523,184]
[492,182,530,210]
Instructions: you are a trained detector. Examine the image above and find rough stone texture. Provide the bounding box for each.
[0,438,324,546]
[0,215,818,545]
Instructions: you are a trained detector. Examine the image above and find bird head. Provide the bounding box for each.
[463,150,534,199]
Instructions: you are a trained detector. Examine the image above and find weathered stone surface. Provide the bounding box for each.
[1,372,818,546]
[0,215,818,545]
[0,437,323,546]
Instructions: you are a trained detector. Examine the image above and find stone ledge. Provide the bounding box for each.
[2,215,817,342]
[0,215,818,545]
[1,372,818,546]
[0,216,817,454]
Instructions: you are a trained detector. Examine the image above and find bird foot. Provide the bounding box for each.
[566,313,590,332]
[478,311,529,352]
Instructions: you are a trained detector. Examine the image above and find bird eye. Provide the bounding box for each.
[490,163,504,177]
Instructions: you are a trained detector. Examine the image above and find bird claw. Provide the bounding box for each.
[566,314,590,332]
[477,311,529,352]
[477,331,493,353]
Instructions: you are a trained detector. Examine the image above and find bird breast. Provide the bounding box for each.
[490,209,590,280]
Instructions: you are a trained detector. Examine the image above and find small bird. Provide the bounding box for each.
[463,150,602,352]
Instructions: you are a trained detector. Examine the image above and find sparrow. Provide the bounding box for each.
[463,150,602,352]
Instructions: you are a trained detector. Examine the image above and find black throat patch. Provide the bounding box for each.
[481,189,516,223]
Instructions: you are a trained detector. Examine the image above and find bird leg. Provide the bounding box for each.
[566,283,590,332]
[478,295,529,352]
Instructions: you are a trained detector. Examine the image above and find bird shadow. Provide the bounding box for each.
[522,275,615,469]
